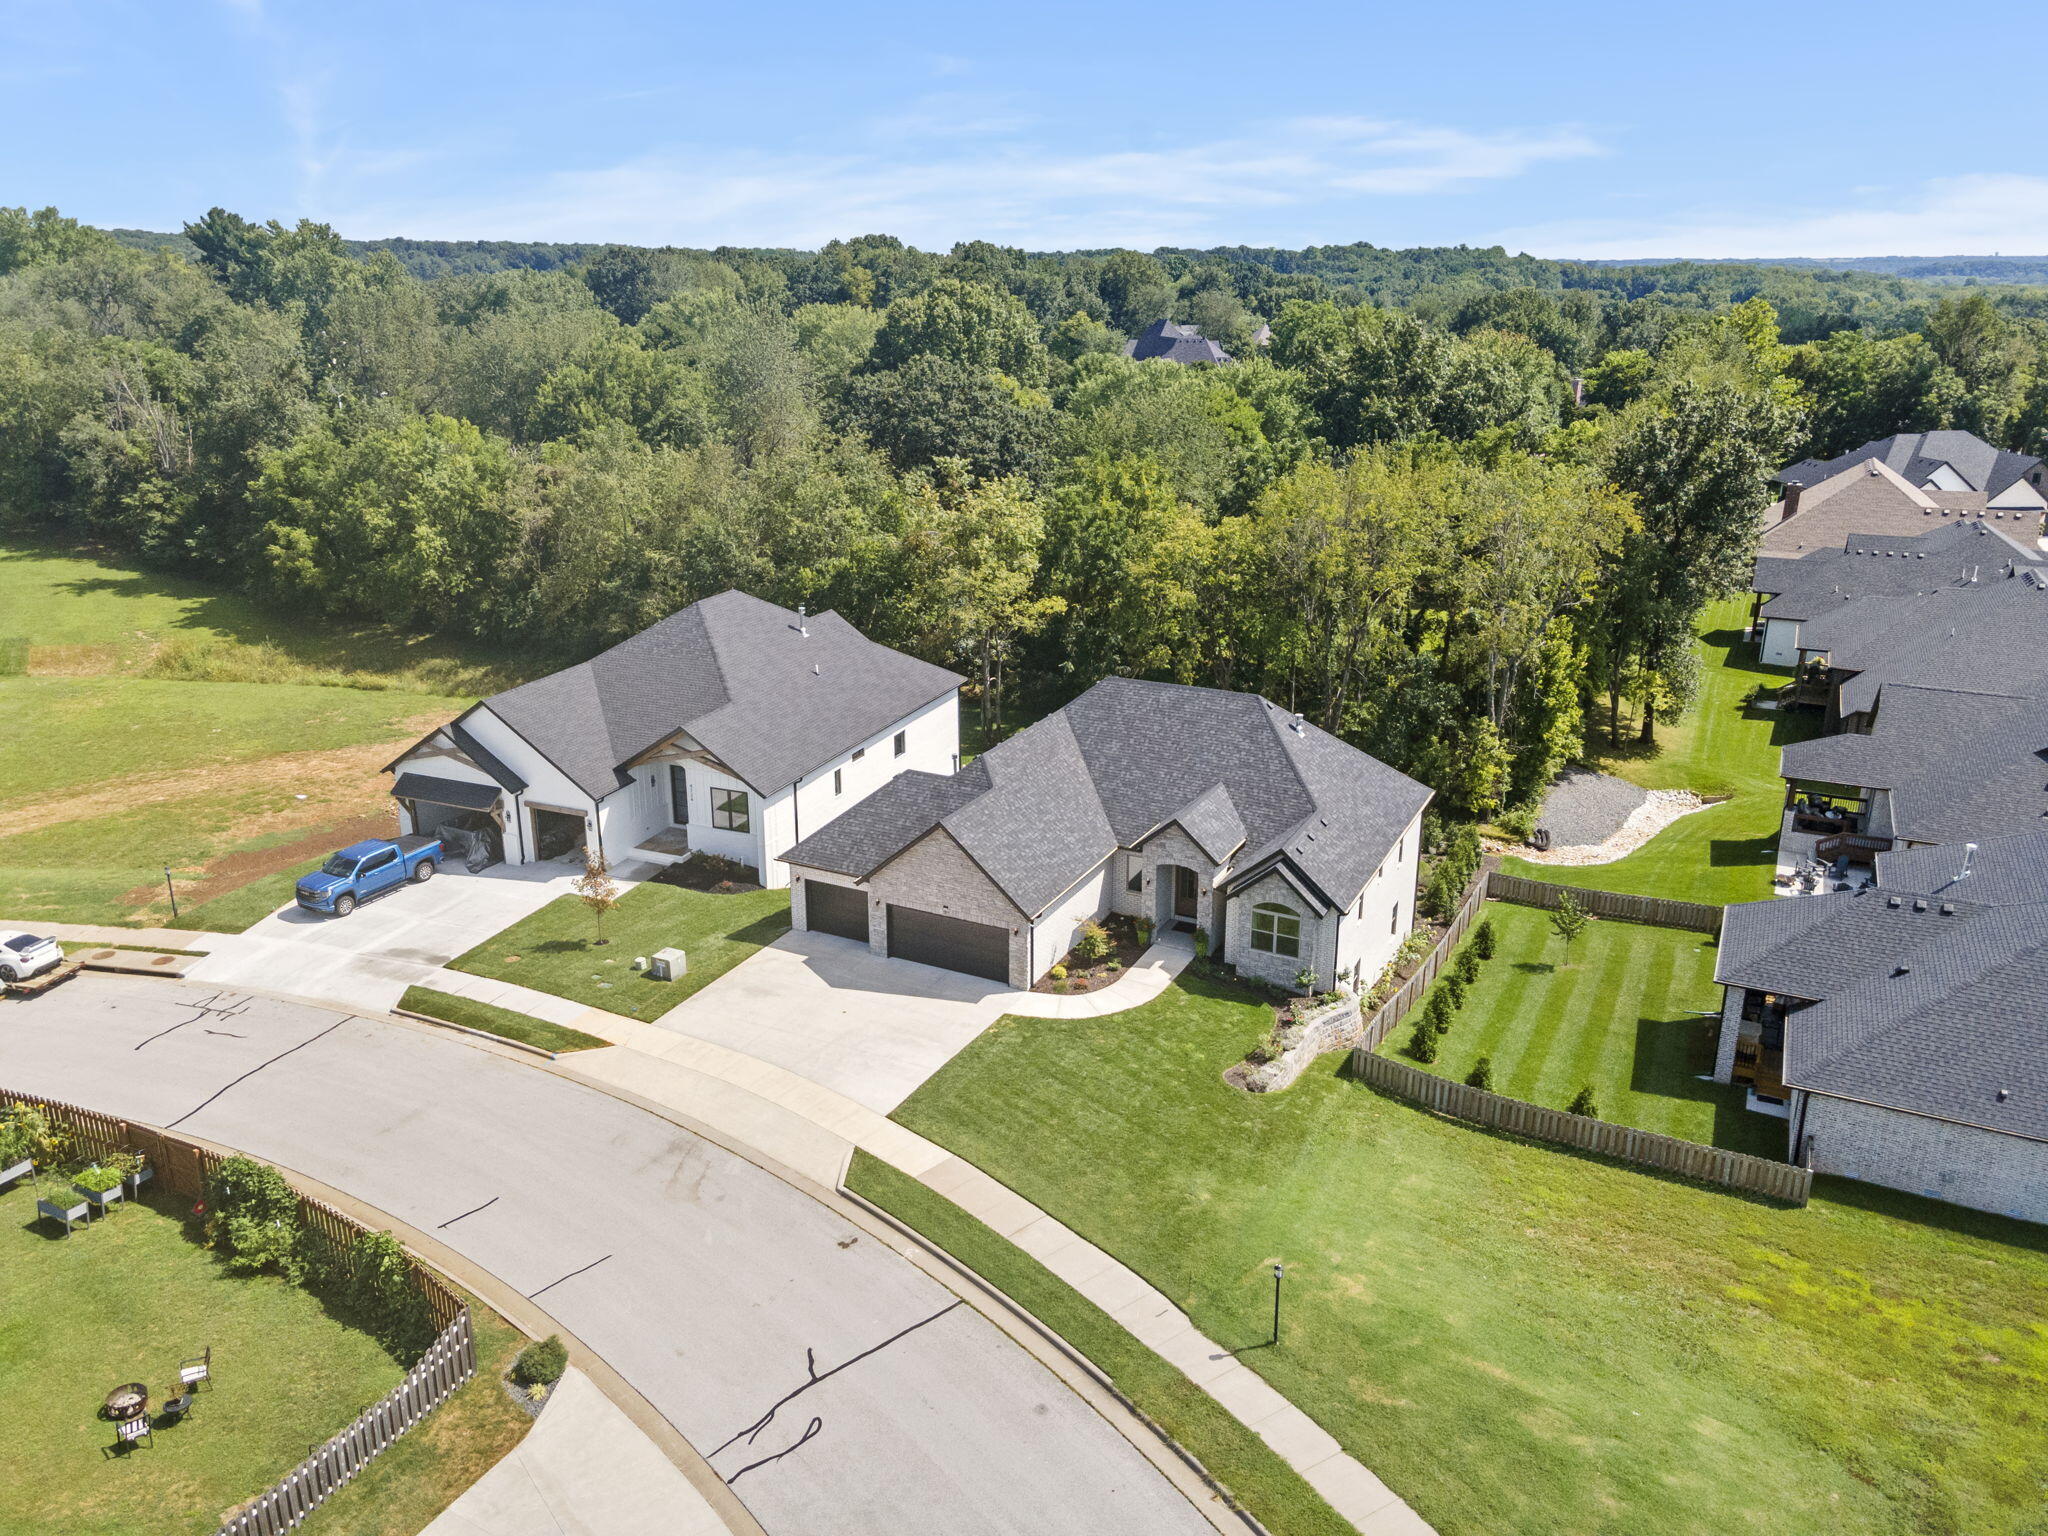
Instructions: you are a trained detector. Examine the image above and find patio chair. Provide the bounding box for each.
[109,1414,152,1454]
[178,1347,211,1392]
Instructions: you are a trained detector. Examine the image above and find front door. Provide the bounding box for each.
[1173,865,1199,920]
[669,764,689,826]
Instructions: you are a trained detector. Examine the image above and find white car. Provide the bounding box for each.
[0,931,64,983]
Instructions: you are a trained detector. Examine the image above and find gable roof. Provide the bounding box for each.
[1789,570,2048,717]
[479,591,962,800]
[1123,319,1233,365]
[1717,885,2048,1141]
[784,678,1432,918]
[1778,430,2042,498]
[1754,457,2039,557]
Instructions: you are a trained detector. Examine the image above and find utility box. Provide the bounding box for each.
[649,947,688,981]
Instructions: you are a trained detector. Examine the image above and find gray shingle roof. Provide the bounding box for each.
[1779,430,2042,497]
[1717,885,2048,1140]
[480,592,962,800]
[1122,319,1233,365]
[1875,832,2048,906]
[1791,572,2048,718]
[391,772,501,811]
[783,677,1432,918]
[1780,686,2048,845]
[446,720,528,793]
[1752,521,2040,621]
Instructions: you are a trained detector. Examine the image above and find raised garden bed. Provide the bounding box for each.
[1033,914,1149,993]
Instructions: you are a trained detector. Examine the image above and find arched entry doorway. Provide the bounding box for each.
[1156,864,1201,934]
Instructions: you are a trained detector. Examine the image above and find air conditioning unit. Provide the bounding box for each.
[648,947,689,981]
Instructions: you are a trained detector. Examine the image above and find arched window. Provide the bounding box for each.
[1251,902,1301,958]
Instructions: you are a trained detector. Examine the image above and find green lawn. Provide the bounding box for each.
[398,985,610,1053]
[888,970,2048,1536]
[0,1183,404,1536]
[447,882,791,1021]
[1502,597,1819,905]
[1378,902,1777,1156]
[847,1152,1352,1536]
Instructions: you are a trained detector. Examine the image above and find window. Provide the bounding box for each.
[1390,902,1401,935]
[668,764,689,825]
[1251,903,1300,958]
[894,730,907,757]
[851,748,865,762]
[1127,867,1143,894]
[833,769,843,795]
[1396,836,1404,862]
[711,787,751,832]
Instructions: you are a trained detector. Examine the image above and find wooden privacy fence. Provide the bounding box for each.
[0,1089,475,1529]
[1486,870,1724,934]
[1346,1051,1812,1203]
[217,1310,476,1536]
[1355,860,1493,1053]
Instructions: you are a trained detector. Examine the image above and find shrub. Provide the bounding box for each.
[1074,921,1111,963]
[1411,1027,1440,1064]
[1135,918,1154,947]
[1047,964,1067,981]
[340,1230,437,1358]
[1472,919,1497,960]
[1465,1056,1495,1091]
[1567,1085,1600,1118]
[1420,823,1483,919]
[206,1155,304,1277]
[1421,989,1456,1037]
[1497,802,1538,842]
[1193,930,1210,959]
[1439,972,1468,1008]
[1293,967,1320,994]
[0,1102,69,1169]
[513,1334,569,1387]
[1453,945,1481,986]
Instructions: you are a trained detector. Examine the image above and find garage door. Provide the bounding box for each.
[804,880,871,945]
[886,904,1010,983]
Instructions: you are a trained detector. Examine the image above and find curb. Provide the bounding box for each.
[392,1005,561,1060]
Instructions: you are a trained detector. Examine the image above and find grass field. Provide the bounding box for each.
[0,538,526,931]
[0,1183,403,1536]
[398,985,610,1053]
[1502,597,1819,906]
[888,969,2048,1536]
[846,1152,1353,1536]
[1377,902,1776,1156]
[448,882,791,1021]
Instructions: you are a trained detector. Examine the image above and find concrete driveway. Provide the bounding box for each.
[651,931,1013,1113]
[0,976,1211,1536]
[184,862,585,1012]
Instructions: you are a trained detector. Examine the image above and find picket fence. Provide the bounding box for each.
[1485,870,1723,934]
[1345,1051,1811,1203]
[0,1089,474,1531]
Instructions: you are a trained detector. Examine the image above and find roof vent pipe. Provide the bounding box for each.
[1959,842,1976,879]
[1291,712,1305,733]
[797,604,809,637]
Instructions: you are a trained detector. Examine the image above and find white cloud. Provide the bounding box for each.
[1497,173,2048,260]
[320,115,1599,250]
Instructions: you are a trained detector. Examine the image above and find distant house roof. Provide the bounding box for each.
[1788,570,2048,717]
[1752,520,2040,621]
[1780,686,2048,845]
[1754,457,2035,556]
[1778,430,2042,497]
[1717,884,2048,1142]
[1123,319,1233,366]
[478,591,962,800]
[784,678,1432,918]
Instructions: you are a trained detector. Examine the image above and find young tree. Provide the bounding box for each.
[574,848,621,945]
[1465,1056,1495,1091]
[1549,892,1590,963]
[1567,1085,1600,1118]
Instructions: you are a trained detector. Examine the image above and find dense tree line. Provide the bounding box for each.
[5,203,2047,824]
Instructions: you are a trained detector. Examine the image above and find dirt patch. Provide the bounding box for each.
[162,813,399,910]
[649,855,764,893]
[0,717,444,839]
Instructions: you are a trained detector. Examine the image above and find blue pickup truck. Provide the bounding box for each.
[295,835,442,917]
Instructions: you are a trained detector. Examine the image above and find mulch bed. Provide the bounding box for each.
[1032,914,1149,994]
[649,857,763,895]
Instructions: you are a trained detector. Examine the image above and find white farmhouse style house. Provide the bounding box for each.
[385,591,962,886]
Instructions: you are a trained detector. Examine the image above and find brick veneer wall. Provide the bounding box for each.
[1800,1092,2048,1223]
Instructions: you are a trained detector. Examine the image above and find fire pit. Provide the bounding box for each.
[104,1383,149,1421]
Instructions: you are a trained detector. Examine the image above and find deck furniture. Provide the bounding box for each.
[178,1347,211,1392]
[158,1392,194,1425]
[110,1414,153,1453]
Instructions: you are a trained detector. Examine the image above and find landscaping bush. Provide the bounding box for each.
[1421,989,1456,1037]
[1453,944,1481,986]
[1048,963,1067,981]
[1411,1027,1440,1064]
[512,1333,568,1387]
[1466,1056,1495,1091]
[1472,919,1497,960]
[1074,921,1111,963]
[339,1230,438,1358]
[1421,823,1483,919]
[1568,1085,1600,1118]
[206,1155,306,1277]
[0,1102,69,1169]
[1497,801,1538,842]
[1439,972,1468,1008]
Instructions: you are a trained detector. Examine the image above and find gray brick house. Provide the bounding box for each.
[1714,833,2048,1223]
[780,678,1431,992]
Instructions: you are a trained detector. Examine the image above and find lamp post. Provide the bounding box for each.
[1271,1262,1284,1346]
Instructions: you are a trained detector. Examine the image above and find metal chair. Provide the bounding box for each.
[110,1415,152,1454]
[178,1347,211,1392]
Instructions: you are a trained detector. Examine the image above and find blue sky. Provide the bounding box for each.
[5,0,2045,258]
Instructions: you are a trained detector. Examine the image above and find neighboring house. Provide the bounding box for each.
[1748,520,2041,666]
[385,591,962,886]
[1712,840,2048,1223]
[780,677,1432,992]
[1775,428,2046,518]
[1757,457,2041,556]
[1123,319,1233,365]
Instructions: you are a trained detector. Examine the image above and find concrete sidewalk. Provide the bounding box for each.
[8,920,227,951]
[424,1368,728,1536]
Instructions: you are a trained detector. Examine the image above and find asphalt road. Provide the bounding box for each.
[0,975,1211,1536]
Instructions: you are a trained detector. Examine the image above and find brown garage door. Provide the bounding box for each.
[886,904,1010,983]
[804,880,870,945]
